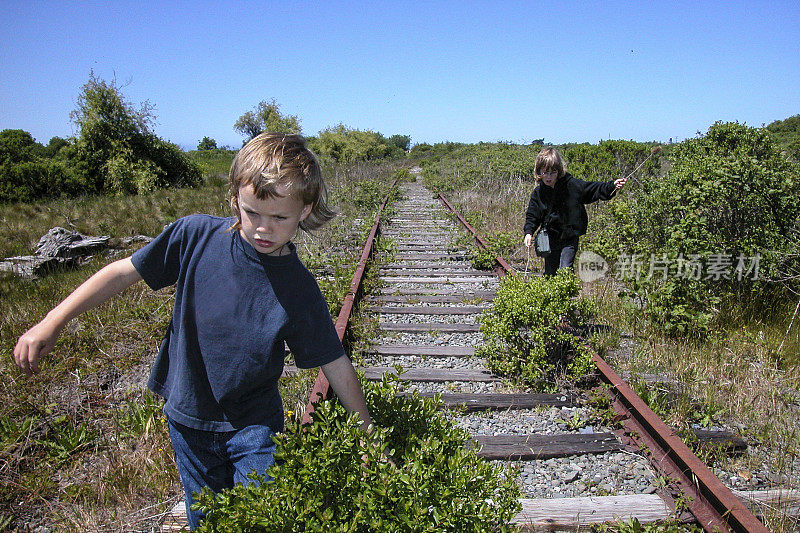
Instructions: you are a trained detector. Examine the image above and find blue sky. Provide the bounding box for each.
[1,1,798,150]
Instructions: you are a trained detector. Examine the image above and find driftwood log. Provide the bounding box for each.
[0,227,121,279]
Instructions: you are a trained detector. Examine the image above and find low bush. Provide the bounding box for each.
[471,231,519,270]
[477,270,596,391]
[586,122,800,337]
[195,375,521,532]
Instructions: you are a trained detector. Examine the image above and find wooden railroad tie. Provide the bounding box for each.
[378,322,480,333]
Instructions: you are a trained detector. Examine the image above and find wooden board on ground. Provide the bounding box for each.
[370,344,475,357]
[378,287,496,297]
[391,253,470,260]
[370,305,486,315]
[512,494,671,531]
[368,294,493,303]
[360,366,500,382]
[379,322,479,332]
[471,433,622,460]
[161,483,800,532]
[405,391,575,410]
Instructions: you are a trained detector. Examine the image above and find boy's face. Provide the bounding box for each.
[236,183,312,255]
[538,169,558,188]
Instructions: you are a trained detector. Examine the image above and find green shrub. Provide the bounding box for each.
[471,231,518,270]
[310,125,404,164]
[0,129,39,165]
[104,145,164,195]
[477,270,596,391]
[0,159,71,203]
[197,137,218,151]
[586,122,800,337]
[195,375,521,532]
[766,114,800,162]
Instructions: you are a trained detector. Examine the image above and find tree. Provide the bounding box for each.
[309,124,404,163]
[0,129,39,165]
[388,134,411,151]
[233,99,301,140]
[41,137,70,158]
[64,72,200,195]
[197,136,218,150]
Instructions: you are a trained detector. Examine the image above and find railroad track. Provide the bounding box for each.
[163,176,794,531]
[303,178,781,532]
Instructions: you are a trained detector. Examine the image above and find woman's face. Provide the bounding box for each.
[538,169,558,188]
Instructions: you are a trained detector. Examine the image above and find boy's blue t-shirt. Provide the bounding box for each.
[131,214,344,432]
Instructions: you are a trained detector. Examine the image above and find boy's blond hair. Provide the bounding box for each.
[229,132,335,231]
[534,147,566,180]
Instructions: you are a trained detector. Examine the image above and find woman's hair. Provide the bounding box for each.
[534,147,566,179]
[228,132,335,231]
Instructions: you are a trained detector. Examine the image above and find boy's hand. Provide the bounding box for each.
[14,320,61,375]
[614,176,629,189]
[523,233,533,247]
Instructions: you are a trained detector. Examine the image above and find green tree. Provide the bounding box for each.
[40,136,70,158]
[309,124,403,163]
[62,72,201,195]
[233,99,301,140]
[197,136,218,150]
[0,129,69,202]
[388,134,411,151]
[0,129,38,164]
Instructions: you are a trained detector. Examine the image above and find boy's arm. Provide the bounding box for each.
[321,354,374,432]
[14,257,143,375]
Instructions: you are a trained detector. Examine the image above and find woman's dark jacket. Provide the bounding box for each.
[523,173,617,241]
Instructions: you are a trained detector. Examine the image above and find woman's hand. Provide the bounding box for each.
[614,176,629,189]
[524,233,533,247]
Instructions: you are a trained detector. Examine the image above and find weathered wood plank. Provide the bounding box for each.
[370,305,487,315]
[379,322,480,332]
[381,276,497,284]
[512,494,671,531]
[368,294,493,304]
[471,433,622,460]
[404,392,576,410]
[378,287,496,297]
[360,367,500,382]
[401,392,575,412]
[685,429,748,454]
[370,344,475,357]
[381,263,474,269]
[390,253,470,261]
[380,270,491,277]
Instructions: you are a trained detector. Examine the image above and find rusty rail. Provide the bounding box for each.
[593,354,769,533]
[438,191,769,533]
[300,180,398,425]
[436,192,514,277]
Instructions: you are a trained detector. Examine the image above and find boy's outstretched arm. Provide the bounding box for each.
[14,257,142,375]
[321,355,374,432]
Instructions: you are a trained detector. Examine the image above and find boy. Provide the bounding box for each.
[14,133,374,529]
[523,147,627,275]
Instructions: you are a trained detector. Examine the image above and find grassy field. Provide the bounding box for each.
[0,155,403,531]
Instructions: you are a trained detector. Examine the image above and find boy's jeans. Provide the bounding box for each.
[167,417,278,530]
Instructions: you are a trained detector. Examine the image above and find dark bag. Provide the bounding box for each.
[534,226,550,257]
